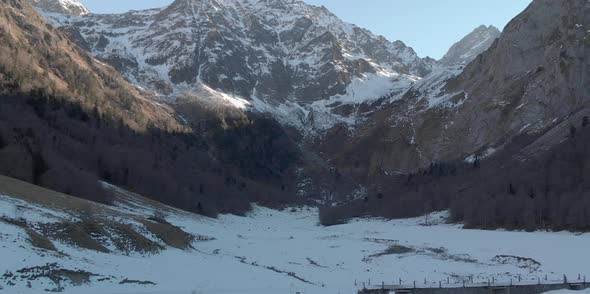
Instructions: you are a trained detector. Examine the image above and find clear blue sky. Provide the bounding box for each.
[80,0,532,59]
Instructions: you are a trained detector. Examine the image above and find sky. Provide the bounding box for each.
[79,0,532,59]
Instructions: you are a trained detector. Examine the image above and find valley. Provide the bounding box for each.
[0,0,588,292]
[1,176,588,294]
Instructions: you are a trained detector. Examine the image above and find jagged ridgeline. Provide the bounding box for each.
[37,0,440,133]
[320,0,590,230]
[0,0,301,216]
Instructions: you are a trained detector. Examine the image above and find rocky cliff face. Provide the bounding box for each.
[439,25,501,67]
[40,0,436,131]
[331,0,589,176]
[29,0,89,16]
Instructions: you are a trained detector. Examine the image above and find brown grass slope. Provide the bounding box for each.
[0,174,197,253]
[0,0,185,132]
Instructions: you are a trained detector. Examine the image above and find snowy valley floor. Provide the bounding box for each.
[1,186,589,294]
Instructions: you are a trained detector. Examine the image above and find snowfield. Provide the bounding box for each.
[1,191,589,294]
[546,290,590,294]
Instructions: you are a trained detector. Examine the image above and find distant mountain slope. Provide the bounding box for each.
[320,0,590,231]
[60,0,432,99]
[332,0,589,175]
[39,0,437,131]
[439,25,501,67]
[29,0,89,16]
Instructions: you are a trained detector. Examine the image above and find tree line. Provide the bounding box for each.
[321,115,590,231]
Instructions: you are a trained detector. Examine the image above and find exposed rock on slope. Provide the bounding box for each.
[59,0,432,99]
[29,0,89,16]
[1,0,181,132]
[331,0,589,175]
[439,25,501,67]
[41,0,435,131]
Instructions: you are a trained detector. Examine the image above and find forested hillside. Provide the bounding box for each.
[321,113,590,231]
[0,0,301,216]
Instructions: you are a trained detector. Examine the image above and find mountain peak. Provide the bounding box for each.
[29,0,90,16]
[439,24,501,66]
[47,0,433,133]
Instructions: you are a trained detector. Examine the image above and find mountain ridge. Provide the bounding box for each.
[439,24,501,66]
[323,0,588,183]
[38,0,439,132]
[29,0,89,16]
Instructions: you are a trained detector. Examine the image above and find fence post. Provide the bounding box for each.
[369,279,371,286]
[564,275,567,284]
[382,281,385,289]
[363,282,366,289]
[399,278,402,286]
[355,279,357,286]
[463,281,466,288]
[439,281,442,288]
[414,281,416,289]
[518,275,521,282]
[447,277,450,284]
[538,277,541,285]
[424,278,427,285]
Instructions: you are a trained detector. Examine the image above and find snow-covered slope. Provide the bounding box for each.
[1,177,589,294]
[33,1,505,135]
[29,0,89,16]
[40,0,435,132]
[439,25,501,66]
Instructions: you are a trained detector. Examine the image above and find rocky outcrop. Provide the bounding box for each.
[38,0,435,132]
[439,25,501,66]
[29,0,89,16]
[332,0,589,175]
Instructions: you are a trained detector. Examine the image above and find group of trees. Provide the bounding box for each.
[321,116,590,231]
[450,116,590,231]
[0,88,302,216]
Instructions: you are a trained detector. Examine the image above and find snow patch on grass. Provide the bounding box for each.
[1,195,589,294]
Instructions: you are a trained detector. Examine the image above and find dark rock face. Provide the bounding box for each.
[29,0,89,16]
[332,0,589,175]
[439,25,501,67]
[44,0,432,106]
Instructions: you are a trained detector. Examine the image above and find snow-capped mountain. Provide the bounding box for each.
[331,0,589,174]
[41,0,436,130]
[29,0,89,16]
[439,25,501,67]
